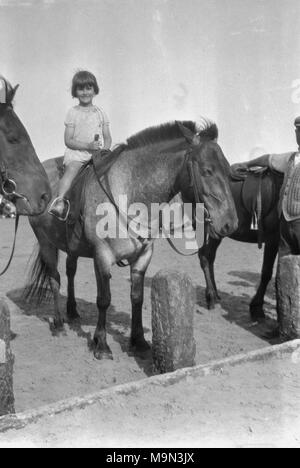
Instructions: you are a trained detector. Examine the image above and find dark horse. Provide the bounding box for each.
[27,120,238,359]
[0,76,51,215]
[198,167,283,320]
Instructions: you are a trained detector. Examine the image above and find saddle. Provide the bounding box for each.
[230,166,281,248]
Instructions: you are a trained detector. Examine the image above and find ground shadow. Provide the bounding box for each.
[195,284,280,345]
[227,270,276,302]
[7,287,153,375]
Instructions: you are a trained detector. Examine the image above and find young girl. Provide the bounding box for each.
[48,70,112,220]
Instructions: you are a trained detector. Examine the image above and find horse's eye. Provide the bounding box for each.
[203,168,213,177]
[6,131,20,144]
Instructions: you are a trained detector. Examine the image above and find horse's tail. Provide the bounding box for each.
[24,245,58,304]
[197,117,219,142]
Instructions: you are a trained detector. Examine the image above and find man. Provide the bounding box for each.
[233,117,300,255]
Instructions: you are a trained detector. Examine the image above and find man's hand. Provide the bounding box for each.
[231,162,249,174]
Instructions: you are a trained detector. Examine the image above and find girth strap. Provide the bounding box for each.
[257,174,263,249]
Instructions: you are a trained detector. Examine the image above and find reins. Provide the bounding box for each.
[165,158,211,256]
[0,159,31,277]
[0,213,19,276]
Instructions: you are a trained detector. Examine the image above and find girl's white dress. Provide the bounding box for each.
[64,105,109,165]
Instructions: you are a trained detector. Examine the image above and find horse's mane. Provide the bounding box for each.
[112,119,218,155]
[124,120,196,150]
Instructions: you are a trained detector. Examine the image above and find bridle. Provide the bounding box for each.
[164,151,213,256]
[0,160,29,202]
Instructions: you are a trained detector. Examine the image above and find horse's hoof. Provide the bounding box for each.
[207,302,220,311]
[130,337,151,353]
[250,306,265,322]
[55,321,65,331]
[51,317,65,330]
[93,349,113,360]
[206,294,220,310]
[262,326,280,340]
[67,312,81,323]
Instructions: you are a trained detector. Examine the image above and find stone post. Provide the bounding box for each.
[0,299,14,416]
[151,270,196,374]
[276,255,300,341]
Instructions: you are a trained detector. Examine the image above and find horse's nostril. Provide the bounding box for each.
[41,192,50,205]
[222,223,230,234]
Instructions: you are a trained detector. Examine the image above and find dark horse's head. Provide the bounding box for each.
[177,121,238,239]
[0,76,51,216]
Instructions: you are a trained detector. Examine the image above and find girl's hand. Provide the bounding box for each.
[88,140,101,151]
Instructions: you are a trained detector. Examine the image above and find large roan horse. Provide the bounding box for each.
[198,167,283,320]
[27,120,238,360]
[0,76,51,215]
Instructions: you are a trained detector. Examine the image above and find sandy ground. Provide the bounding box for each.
[0,216,293,447]
[1,351,300,448]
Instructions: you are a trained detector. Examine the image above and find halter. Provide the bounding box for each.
[0,160,28,202]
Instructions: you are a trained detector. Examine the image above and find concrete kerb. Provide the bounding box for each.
[1,338,300,434]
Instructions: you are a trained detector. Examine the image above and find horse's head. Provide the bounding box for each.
[0,76,51,216]
[177,122,238,239]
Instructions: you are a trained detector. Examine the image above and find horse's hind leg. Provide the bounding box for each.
[130,244,153,353]
[198,237,222,309]
[250,232,279,321]
[66,255,80,322]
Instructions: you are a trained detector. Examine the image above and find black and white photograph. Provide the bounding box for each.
[0,0,300,450]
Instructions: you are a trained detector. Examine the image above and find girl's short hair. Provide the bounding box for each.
[71,70,100,97]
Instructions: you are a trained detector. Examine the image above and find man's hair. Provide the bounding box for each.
[71,70,100,97]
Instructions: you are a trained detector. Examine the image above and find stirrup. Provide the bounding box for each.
[48,197,70,222]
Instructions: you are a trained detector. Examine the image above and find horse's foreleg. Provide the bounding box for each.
[130,244,153,353]
[93,255,113,360]
[66,255,80,321]
[49,274,63,330]
[198,237,222,309]
[250,233,279,321]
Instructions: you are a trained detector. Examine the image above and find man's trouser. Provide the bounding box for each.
[279,216,300,256]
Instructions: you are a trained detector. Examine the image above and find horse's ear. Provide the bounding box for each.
[11,84,20,101]
[176,121,200,145]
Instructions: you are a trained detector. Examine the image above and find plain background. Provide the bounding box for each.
[1,0,300,162]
